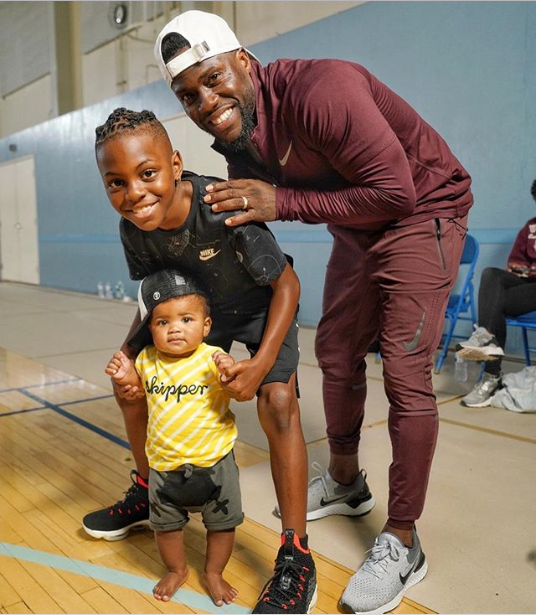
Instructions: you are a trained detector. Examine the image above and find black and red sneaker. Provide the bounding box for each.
[82,470,149,541]
[253,529,317,614]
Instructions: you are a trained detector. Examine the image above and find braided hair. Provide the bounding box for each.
[95,107,169,150]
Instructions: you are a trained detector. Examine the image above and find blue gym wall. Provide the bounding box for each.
[0,2,535,355]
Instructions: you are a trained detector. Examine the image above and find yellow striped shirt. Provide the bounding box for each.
[135,342,237,471]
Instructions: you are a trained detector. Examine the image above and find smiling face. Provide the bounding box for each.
[170,50,257,152]
[96,130,186,231]
[148,294,211,358]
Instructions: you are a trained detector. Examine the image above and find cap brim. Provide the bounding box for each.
[127,313,153,352]
[163,47,259,85]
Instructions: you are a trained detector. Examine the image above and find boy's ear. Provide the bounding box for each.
[171,150,183,182]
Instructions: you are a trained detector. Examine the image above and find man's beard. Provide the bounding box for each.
[214,103,256,154]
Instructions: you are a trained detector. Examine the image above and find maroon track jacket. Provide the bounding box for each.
[213,59,473,230]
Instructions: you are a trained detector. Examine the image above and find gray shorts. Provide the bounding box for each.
[148,451,244,532]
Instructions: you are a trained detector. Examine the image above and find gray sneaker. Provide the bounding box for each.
[340,529,428,615]
[273,462,375,521]
[455,326,504,362]
[461,372,501,407]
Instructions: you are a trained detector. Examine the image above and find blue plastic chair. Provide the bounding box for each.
[435,234,480,373]
[506,310,536,366]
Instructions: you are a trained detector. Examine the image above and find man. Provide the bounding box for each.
[152,10,473,614]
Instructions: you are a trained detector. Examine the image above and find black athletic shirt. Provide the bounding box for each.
[120,171,289,315]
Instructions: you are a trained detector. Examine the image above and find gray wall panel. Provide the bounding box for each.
[81,1,164,54]
[0,1,52,96]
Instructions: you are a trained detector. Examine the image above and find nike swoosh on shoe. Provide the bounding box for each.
[399,552,425,585]
[319,494,352,507]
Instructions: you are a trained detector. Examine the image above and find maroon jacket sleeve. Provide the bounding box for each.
[275,66,416,227]
[507,220,532,268]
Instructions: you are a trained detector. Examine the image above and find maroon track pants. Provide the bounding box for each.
[315,215,468,529]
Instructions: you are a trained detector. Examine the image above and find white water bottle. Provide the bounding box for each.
[104,282,114,299]
[454,356,468,382]
[97,281,105,298]
[115,280,125,300]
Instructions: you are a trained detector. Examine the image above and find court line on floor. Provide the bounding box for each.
[0,377,81,394]
[21,388,130,449]
[6,379,533,452]
[0,542,249,614]
[60,393,115,406]
[439,416,536,445]
[0,406,47,417]
[305,413,536,448]
[0,392,114,419]
[357,414,536,445]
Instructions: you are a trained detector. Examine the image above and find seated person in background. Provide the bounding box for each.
[105,270,242,606]
[456,180,536,407]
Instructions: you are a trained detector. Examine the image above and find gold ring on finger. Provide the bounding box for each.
[241,196,249,210]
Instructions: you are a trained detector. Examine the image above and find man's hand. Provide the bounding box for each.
[204,179,277,227]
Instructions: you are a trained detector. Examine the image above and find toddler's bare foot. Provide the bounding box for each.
[153,569,189,601]
[202,571,238,606]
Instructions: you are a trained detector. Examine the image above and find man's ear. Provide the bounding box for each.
[171,150,183,182]
[236,48,251,72]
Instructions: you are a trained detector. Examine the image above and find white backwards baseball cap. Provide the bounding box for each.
[154,10,258,86]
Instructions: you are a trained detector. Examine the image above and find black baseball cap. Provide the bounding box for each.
[128,269,208,350]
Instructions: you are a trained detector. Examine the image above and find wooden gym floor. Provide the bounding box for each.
[0,349,433,614]
[0,282,535,614]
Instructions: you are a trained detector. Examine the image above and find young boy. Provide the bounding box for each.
[85,108,317,613]
[106,269,241,605]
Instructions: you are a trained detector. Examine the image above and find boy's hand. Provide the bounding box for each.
[217,357,269,402]
[115,382,145,400]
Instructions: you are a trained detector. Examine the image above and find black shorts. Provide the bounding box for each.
[205,311,300,386]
